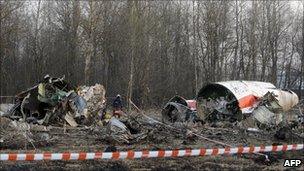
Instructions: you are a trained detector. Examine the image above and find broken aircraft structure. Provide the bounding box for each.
[162,81,301,129]
[2,75,105,127]
[162,96,197,124]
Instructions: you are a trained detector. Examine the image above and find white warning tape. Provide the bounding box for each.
[0,144,303,161]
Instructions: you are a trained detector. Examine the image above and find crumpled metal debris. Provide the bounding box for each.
[107,118,131,143]
[198,97,241,122]
[0,103,14,116]
[0,117,50,148]
[196,81,299,128]
[78,84,106,119]
[3,75,105,127]
[106,117,147,144]
[252,92,284,127]
[162,96,198,124]
[5,75,78,126]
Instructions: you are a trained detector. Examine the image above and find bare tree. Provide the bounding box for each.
[299,1,304,98]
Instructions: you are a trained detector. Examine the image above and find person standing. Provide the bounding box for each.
[112,94,124,118]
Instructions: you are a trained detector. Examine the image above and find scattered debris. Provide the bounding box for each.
[107,117,132,143]
[0,103,14,116]
[106,116,148,144]
[0,117,50,149]
[1,78,303,164]
[247,127,260,132]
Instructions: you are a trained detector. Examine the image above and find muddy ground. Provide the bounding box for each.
[1,110,303,170]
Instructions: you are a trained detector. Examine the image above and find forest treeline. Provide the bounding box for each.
[0,0,303,107]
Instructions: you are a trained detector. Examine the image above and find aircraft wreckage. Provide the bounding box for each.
[1,78,302,145]
[162,81,302,129]
[1,75,106,127]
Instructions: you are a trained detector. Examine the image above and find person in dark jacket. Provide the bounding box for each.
[112,94,122,109]
[112,94,124,117]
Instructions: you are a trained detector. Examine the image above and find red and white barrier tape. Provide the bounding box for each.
[1,144,303,161]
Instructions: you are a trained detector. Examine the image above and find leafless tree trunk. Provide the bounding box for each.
[33,0,41,82]
[249,1,258,80]
[127,1,138,111]
[231,0,239,80]
[0,1,2,96]
[300,1,304,98]
[193,1,198,94]
[84,1,95,85]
